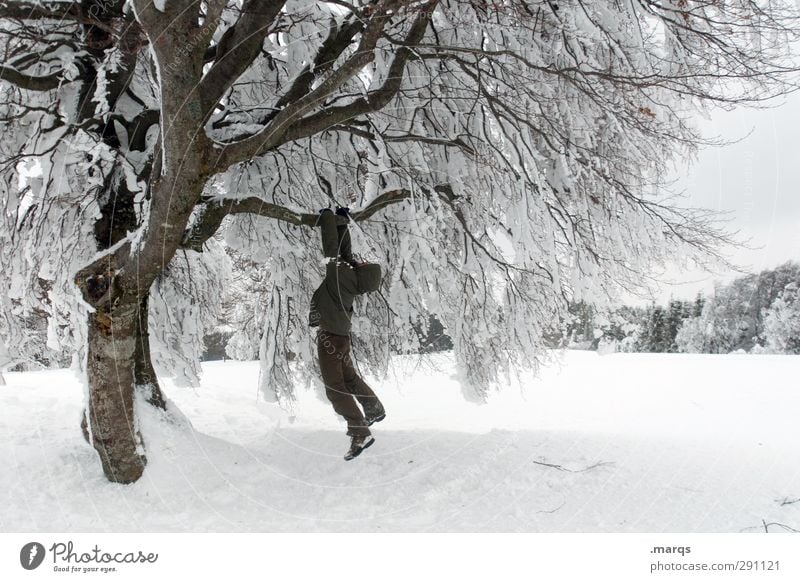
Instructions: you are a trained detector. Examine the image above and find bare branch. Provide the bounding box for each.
[0,65,64,91]
[181,187,418,251]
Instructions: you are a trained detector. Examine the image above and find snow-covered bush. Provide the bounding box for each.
[676,263,800,353]
[764,282,800,354]
[675,316,709,354]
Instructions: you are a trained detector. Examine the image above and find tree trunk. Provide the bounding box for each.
[134,292,166,410]
[83,302,146,484]
[72,0,213,477]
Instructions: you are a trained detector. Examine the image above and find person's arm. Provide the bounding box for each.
[318,209,339,259]
[319,209,354,299]
[318,208,358,304]
[335,207,353,263]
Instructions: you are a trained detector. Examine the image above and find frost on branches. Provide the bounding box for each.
[192,0,798,401]
[675,262,800,354]
[149,241,231,387]
[765,283,800,354]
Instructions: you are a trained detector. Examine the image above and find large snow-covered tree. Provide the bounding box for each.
[1,0,799,482]
[764,281,800,354]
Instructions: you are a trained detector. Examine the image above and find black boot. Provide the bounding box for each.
[364,403,386,427]
[365,411,386,426]
[344,434,375,461]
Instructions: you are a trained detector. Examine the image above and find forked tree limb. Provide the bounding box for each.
[180,187,418,252]
[213,0,438,169]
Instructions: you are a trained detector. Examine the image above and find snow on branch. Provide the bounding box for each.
[199,0,289,118]
[213,0,438,170]
[0,65,65,91]
[181,187,417,251]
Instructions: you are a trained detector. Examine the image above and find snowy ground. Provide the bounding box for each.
[1,351,799,532]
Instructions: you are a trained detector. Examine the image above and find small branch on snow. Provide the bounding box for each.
[740,521,800,533]
[768,521,800,533]
[536,499,566,514]
[532,460,615,473]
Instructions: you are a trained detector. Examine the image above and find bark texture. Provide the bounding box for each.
[85,304,145,484]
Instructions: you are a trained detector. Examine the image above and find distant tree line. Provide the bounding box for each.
[556,261,800,355]
[676,261,800,354]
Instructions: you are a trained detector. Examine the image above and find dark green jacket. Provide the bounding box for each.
[309,211,382,335]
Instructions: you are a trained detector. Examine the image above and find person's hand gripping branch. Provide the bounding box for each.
[316,206,352,263]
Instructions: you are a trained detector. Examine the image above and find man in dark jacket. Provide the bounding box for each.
[310,208,385,460]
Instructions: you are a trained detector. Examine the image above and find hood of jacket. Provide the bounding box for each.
[355,263,382,294]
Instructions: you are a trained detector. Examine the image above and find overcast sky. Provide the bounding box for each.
[636,91,800,304]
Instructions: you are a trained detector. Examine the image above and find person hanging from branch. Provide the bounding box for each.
[310,206,385,461]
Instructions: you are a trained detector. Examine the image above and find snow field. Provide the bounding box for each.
[1,351,798,532]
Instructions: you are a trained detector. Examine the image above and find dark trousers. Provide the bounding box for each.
[317,329,384,437]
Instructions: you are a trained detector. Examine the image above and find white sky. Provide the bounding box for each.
[632,92,800,304]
